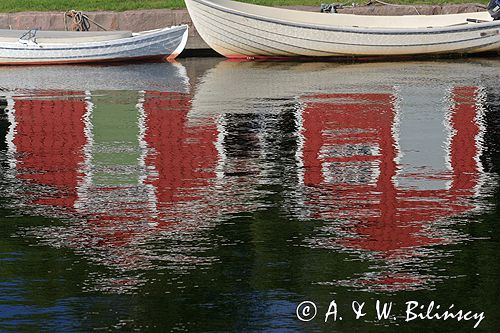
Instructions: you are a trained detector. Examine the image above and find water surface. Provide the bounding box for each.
[0,58,499,332]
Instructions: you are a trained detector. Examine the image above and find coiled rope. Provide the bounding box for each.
[321,0,421,15]
[365,0,421,15]
[64,10,108,31]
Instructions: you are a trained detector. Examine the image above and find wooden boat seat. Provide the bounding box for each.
[0,29,133,44]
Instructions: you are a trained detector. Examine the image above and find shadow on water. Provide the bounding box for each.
[0,59,499,332]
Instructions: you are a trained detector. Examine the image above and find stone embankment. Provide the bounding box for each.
[0,4,489,53]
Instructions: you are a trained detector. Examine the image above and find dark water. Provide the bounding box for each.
[0,58,499,332]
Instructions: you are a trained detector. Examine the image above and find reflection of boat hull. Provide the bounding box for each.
[0,25,188,65]
[186,0,500,58]
[0,62,189,92]
[190,60,499,116]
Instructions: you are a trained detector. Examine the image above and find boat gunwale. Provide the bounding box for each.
[190,0,500,35]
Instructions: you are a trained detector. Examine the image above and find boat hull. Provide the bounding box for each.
[0,25,188,65]
[185,0,500,58]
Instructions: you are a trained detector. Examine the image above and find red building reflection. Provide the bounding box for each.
[299,86,484,290]
[12,92,87,210]
[4,83,487,291]
[6,90,222,288]
[143,91,220,223]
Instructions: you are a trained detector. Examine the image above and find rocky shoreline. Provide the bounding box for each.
[0,3,490,53]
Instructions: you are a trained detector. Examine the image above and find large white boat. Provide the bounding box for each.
[0,25,188,65]
[185,0,500,59]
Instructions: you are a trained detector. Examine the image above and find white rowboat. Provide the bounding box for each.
[185,0,500,59]
[0,25,188,65]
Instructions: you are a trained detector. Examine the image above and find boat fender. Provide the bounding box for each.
[488,0,500,20]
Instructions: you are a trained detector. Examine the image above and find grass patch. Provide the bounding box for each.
[0,0,489,12]
[0,1,185,12]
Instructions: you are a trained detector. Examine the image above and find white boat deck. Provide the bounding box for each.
[0,29,133,44]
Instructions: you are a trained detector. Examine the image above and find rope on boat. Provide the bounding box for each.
[321,0,421,15]
[365,0,421,15]
[64,10,108,31]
